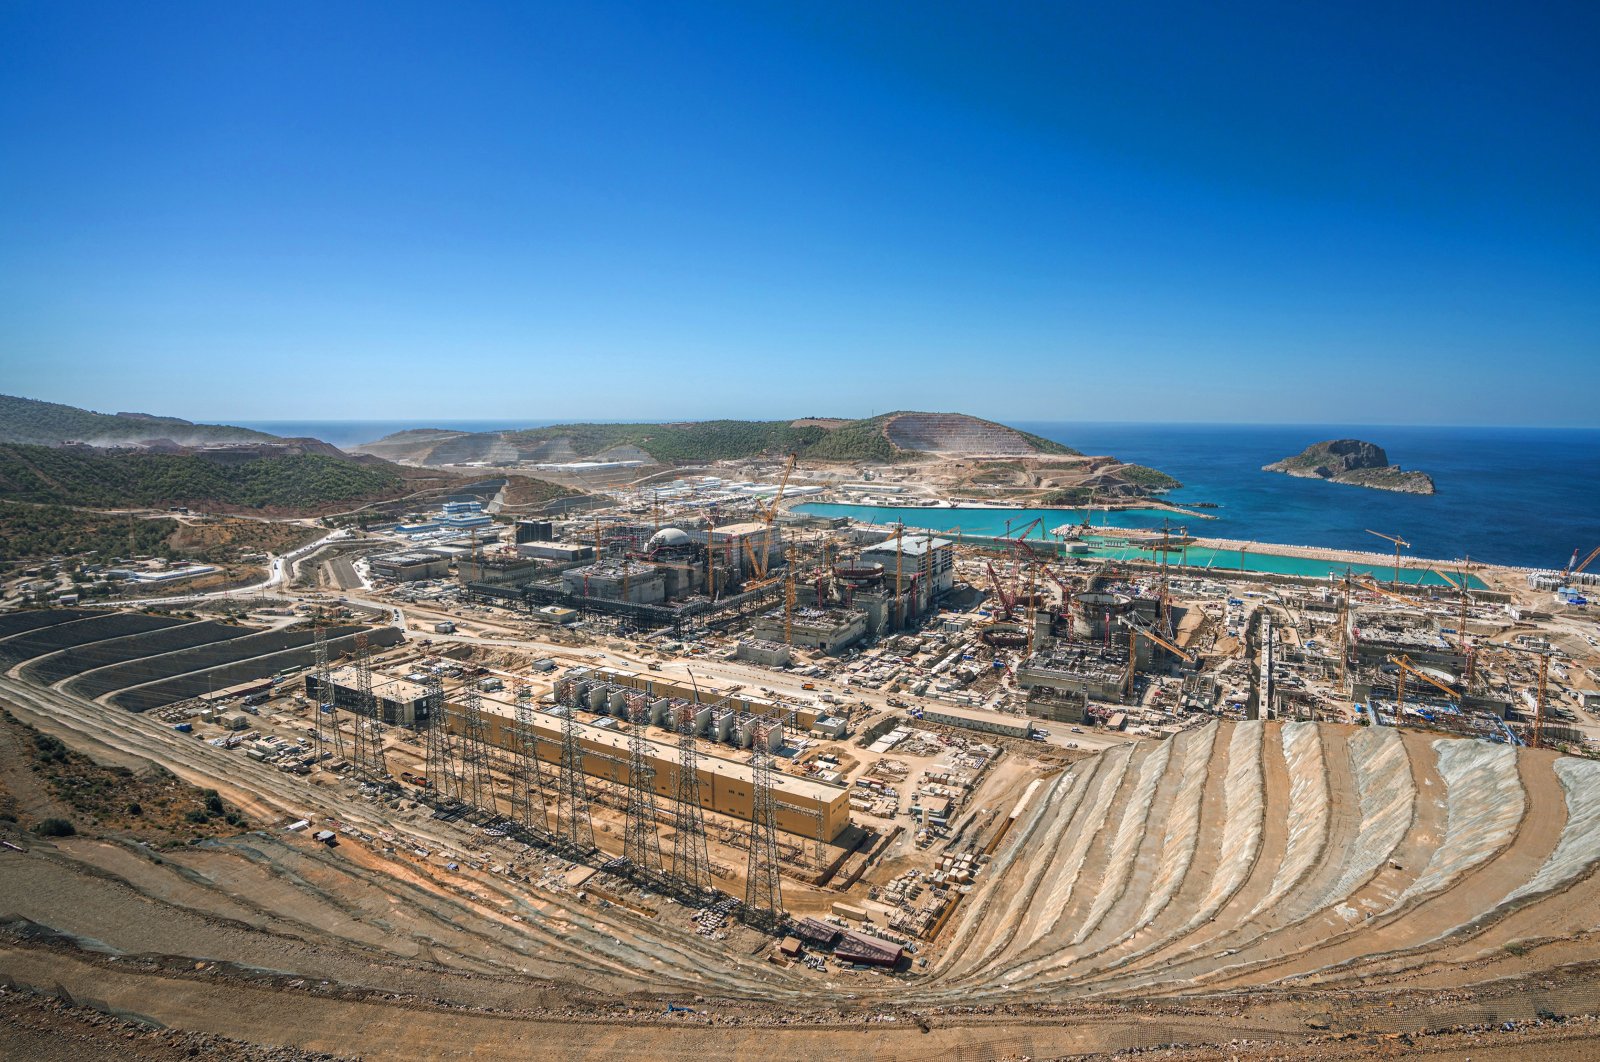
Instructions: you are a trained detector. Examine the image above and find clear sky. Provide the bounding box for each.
[2,2,1596,426]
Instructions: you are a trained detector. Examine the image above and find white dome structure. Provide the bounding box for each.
[647,527,692,551]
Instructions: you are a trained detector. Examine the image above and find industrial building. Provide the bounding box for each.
[860,534,955,597]
[450,698,852,840]
[456,551,541,587]
[306,666,434,726]
[370,551,451,583]
[560,560,668,604]
[735,639,793,667]
[1349,614,1467,675]
[921,704,1033,738]
[517,541,595,564]
[563,665,822,732]
[752,606,868,654]
[688,521,784,576]
[1017,642,1133,720]
[514,519,554,544]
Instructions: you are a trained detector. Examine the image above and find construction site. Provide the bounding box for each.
[5,441,1600,1060]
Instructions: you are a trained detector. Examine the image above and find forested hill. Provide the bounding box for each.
[358,411,1080,466]
[0,394,279,447]
[0,443,407,514]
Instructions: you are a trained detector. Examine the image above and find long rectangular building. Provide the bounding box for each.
[568,665,822,731]
[445,696,851,841]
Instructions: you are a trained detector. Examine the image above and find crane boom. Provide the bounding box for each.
[1386,654,1460,700]
[1365,528,1412,590]
[1567,545,1600,579]
[752,453,797,580]
[1121,617,1196,662]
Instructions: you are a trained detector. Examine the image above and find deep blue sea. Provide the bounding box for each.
[1016,422,1600,571]
[243,419,1600,571]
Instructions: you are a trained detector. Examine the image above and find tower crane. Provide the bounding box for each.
[751,452,797,582]
[1365,529,1411,590]
[1501,642,1556,749]
[783,545,797,645]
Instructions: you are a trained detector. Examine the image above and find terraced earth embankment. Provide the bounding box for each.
[4,636,1600,1058]
[927,719,1600,1003]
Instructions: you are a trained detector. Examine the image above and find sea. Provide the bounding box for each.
[240,419,1600,573]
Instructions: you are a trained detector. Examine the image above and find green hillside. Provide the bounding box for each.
[0,444,404,513]
[505,420,830,463]
[364,411,1081,466]
[0,394,277,447]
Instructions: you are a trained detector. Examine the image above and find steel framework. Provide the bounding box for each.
[458,686,494,813]
[744,729,784,923]
[349,633,386,780]
[509,683,550,834]
[623,703,663,873]
[670,706,712,892]
[556,708,595,850]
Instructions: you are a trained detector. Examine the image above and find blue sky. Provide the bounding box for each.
[1,2,1596,425]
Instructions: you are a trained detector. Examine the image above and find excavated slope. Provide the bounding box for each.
[882,412,1048,456]
[925,719,1600,1003]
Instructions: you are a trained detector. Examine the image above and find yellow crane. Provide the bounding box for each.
[1501,642,1555,749]
[751,453,797,582]
[1385,653,1461,731]
[784,545,797,645]
[1122,618,1196,697]
[1356,576,1420,607]
[1365,529,1411,590]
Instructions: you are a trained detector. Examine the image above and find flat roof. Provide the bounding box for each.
[327,666,429,703]
[921,704,1029,730]
[470,695,844,806]
[706,521,770,536]
[863,535,952,557]
[376,551,444,565]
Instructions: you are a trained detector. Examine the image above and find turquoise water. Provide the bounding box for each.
[794,502,1484,588]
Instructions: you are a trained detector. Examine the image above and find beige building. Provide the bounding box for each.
[445,698,851,841]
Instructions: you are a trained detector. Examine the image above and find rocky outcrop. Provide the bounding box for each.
[1264,439,1435,494]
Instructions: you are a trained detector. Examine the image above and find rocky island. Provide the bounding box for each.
[1263,438,1435,494]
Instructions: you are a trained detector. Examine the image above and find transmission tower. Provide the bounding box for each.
[510,684,550,835]
[623,704,663,874]
[311,617,343,765]
[349,633,386,780]
[421,670,456,798]
[458,686,494,813]
[744,727,784,924]
[555,708,595,851]
[670,703,712,892]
